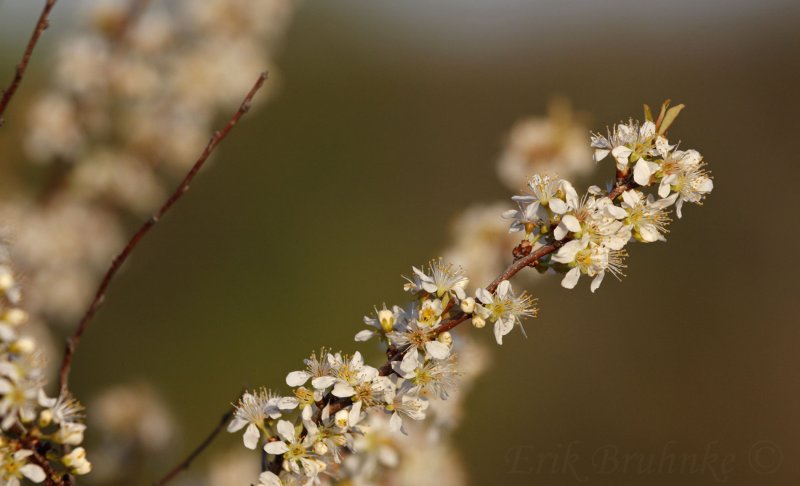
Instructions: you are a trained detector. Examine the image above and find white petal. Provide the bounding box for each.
[227,416,247,433]
[497,280,511,297]
[493,318,515,345]
[633,159,652,186]
[549,198,567,214]
[697,177,714,193]
[638,224,659,243]
[264,441,289,455]
[552,239,584,263]
[285,371,311,387]
[278,397,299,410]
[311,376,336,390]
[332,382,356,398]
[590,272,606,293]
[243,423,261,450]
[611,146,632,165]
[276,420,296,442]
[420,281,438,293]
[561,267,581,289]
[21,464,46,483]
[475,288,493,303]
[354,329,375,342]
[259,471,283,486]
[389,411,404,433]
[606,204,628,220]
[349,400,362,427]
[554,223,568,241]
[562,214,582,232]
[593,148,610,162]
[425,341,450,359]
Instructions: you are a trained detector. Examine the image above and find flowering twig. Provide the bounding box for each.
[0,0,59,125]
[58,72,268,394]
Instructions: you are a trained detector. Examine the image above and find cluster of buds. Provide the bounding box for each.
[0,246,91,485]
[228,101,713,485]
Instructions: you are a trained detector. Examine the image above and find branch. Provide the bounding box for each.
[58,72,268,394]
[318,239,568,420]
[154,401,238,486]
[0,0,59,125]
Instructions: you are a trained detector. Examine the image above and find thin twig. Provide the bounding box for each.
[154,401,238,486]
[0,0,59,125]
[58,72,268,394]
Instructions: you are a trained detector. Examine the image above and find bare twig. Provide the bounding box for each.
[0,0,59,125]
[58,72,268,394]
[154,400,238,486]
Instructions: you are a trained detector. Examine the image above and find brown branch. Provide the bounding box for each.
[58,72,268,394]
[0,0,59,125]
[18,436,66,486]
[299,237,571,425]
[609,173,639,200]
[154,402,237,486]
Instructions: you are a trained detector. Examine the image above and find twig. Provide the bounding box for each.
[58,72,268,394]
[154,401,238,486]
[0,0,59,125]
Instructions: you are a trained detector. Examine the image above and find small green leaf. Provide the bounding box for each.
[657,103,685,135]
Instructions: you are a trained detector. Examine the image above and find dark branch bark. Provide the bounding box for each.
[0,0,59,125]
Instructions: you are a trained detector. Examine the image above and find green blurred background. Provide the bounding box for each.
[2,0,800,484]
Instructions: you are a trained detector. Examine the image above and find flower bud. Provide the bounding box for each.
[4,308,27,326]
[313,440,329,455]
[57,423,87,446]
[39,410,53,428]
[472,316,486,329]
[437,332,452,348]
[378,309,395,332]
[10,337,35,355]
[460,297,475,314]
[63,447,92,475]
[0,268,14,291]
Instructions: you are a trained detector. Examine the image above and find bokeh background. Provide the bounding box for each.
[2,0,800,484]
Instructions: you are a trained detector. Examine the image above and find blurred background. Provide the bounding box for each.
[1,0,800,484]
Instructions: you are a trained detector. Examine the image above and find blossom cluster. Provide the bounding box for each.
[227,259,535,484]
[228,101,713,485]
[505,101,714,291]
[0,244,91,485]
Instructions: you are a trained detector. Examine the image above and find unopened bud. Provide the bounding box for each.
[313,441,329,455]
[4,308,27,326]
[460,297,475,314]
[472,316,486,329]
[378,309,395,332]
[438,332,452,348]
[10,337,35,355]
[63,447,92,475]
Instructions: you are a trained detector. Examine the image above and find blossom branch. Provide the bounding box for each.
[0,0,59,125]
[58,72,268,394]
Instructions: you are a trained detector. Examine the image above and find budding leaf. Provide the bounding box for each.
[643,103,654,122]
[657,103,685,135]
